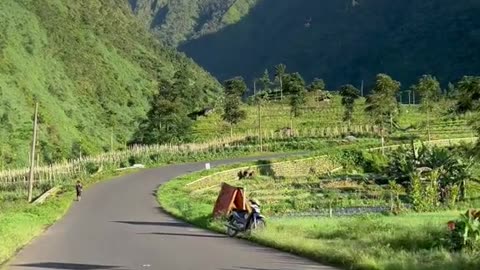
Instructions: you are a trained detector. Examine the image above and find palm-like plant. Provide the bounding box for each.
[387,144,474,202]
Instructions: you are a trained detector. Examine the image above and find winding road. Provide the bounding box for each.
[7,155,338,270]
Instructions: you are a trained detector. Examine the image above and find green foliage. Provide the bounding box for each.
[446,185,460,209]
[131,0,259,46]
[274,64,287,99]
[339,84,360,124]
[455,76,480,114]
[258,69,272,93]
[415,75,441,112]
[412,75,441,140]
[453,76,480,150]
[388,180,405,214]
[388,144,474,193]
[285,73,307,117]
[365,74,401,129]
[308,78,326,92]
[133,88,193,144]
[448,210,480,251]
[222,77,247,130]
[337,149,387,174]
[0,0,220,168]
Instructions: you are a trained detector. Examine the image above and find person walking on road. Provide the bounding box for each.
[76,181,83,201]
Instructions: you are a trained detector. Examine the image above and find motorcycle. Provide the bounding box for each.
[225,200,266,237]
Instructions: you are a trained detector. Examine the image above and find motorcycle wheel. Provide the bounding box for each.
[226,226,239,237]
[255,219,266,230]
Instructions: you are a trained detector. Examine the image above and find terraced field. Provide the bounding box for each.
[193,95,474,141]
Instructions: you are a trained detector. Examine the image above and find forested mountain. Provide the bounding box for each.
[0,0,220,167]
[128,0,258,46]
[132,0,480,90]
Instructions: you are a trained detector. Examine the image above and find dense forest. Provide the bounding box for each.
[135,0,480,91]
[129,0,258,47]
[0,0,220,168]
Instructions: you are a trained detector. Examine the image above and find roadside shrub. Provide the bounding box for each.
[336,149,387,173]
[84,162,100,175]
[410,170,441,212]
[388,180,405,214]
[447,209,480,251]
[362,151,388,173]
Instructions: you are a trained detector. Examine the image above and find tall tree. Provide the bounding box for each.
[274,64,287,100]
[285,73,307,128]
[132,81,193,144]
[413,75,441,141]
[455,76,480,114]
[339,84,360,125]
[222,77,247,136]
[454,76,480,151]
[308,78,326,92]
[259,69,272,93]
[365,74,401,153]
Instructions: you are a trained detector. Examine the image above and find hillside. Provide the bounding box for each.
[170,0,480,90]
[129,0,258,47]
[0,0,220,168]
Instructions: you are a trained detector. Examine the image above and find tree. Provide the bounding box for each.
[274,64,287,100]
[308,78,326,92]
[455,76,480,114]
[413,75,441,141]
[132,82,193,144]
[222,77,247,136]
[285,73,307,123]
[339,84,360,125]
[365,74,401,153]
[454,76,480,151]
[259,69,272,93]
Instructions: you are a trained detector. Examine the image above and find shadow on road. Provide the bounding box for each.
[13,262,123,269]
[138,232,226,239]
[111,221,191,227]
[219,267,281,270]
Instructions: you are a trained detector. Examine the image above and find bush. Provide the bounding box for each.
[447,209,480,251]
[84,162,100,175]
[337,149,387,173]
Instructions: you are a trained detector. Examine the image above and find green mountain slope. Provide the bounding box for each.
[0,0,220,168]
[174,0,480,90]
[129,0,258,47]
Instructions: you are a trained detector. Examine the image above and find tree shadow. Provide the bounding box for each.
[13,262,123,269]
[137,232,226,239]
[255,160,277,178]
[111,221,191,228]
[219,267,282,270]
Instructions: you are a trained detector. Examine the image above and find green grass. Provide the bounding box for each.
[253,213,480,270]
[0,193,72,266]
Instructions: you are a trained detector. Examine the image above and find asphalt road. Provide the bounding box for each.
[8,155,338,270]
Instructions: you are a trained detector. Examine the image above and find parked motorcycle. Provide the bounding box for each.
[226,199,266,237]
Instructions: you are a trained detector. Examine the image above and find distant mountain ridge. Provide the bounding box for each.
[129,0,258,46]
[130,0,480,90]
